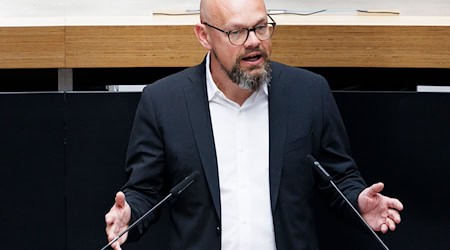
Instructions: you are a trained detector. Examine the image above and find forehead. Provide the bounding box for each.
[225,14,267,29]
[214,0,267,27]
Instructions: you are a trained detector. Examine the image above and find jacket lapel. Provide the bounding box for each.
[268,64,289,213]
[184,62,221,220]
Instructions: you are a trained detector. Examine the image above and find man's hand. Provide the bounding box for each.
[105,191,131,250]
[358,182,404,233]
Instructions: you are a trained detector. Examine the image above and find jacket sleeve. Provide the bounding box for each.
[121,86,166,241]
[315,76,367,220]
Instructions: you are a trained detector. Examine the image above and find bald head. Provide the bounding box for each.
[200,0,267,26]
[195,0,273,95]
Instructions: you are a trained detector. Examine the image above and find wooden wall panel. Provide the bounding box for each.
[66,25,206,68]
[272,25,450,68]
[66,25,450,68]
[0,27,65,68]
[1,24,449,69]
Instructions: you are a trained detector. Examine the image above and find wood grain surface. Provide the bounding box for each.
[0,27,65,68]
[1,24,449,68]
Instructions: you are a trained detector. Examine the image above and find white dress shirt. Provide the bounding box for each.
[205,54,276,250]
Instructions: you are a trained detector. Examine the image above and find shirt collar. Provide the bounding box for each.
[206,53,219,101]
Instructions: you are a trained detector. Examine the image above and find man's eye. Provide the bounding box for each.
[255,25,267,31]
[229,30,242,35]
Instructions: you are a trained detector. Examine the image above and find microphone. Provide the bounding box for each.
[306,155,390,250]
[100,171,200,250]
[170,171,199,195]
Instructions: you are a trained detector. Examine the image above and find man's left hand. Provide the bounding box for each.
[358,182,404,233]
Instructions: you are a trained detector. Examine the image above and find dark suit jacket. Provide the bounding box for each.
[122,60,367,250]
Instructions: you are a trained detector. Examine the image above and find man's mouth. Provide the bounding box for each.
[241,50,266,62]
[242,54,262,62]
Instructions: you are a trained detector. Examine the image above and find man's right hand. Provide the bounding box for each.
[105,191,131,250]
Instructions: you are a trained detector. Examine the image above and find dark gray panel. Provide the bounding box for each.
[0,93,65,250]
[328,92,450,250]
[64,92,169,250]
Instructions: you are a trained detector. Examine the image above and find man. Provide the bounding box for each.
[105,0,403,249]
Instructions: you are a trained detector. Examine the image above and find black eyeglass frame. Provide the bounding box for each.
[202,14,276,46]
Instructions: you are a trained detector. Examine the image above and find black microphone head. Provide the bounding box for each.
[170,171,200,196]
[306,154,331,180]
[306,154,317,164]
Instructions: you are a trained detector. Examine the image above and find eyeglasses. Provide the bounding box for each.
[202,14,276,46]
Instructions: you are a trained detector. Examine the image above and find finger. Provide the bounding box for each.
[107,225,118,242]
[380,223,388,234]
[111,241,122,250]
[114,222,121,235]
[387,209,401,224]
[386,217,396,231]
[107,233,116,243]
[105,213,115,225]
[367,182,384,196]
[115,191,126,208]
[107,220,122,241]
[105,210,118,231]
[387,198,404,211]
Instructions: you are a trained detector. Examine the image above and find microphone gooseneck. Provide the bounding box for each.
[100,171,200,250]
[306,155,390,250]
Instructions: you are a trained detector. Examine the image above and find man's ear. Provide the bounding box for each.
[194,24,212,50]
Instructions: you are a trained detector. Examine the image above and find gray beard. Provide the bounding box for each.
[212,50,272,91]
[228,61,272,91]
